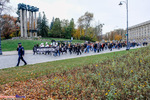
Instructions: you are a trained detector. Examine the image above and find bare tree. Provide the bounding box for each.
[77,12,93,36]
[0,0,10,15]
[93,21,104,40]
[0,0,11,29]
[83,12,93,36]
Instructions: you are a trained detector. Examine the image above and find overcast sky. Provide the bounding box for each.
[10,0,150,34]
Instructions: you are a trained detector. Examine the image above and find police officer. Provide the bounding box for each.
[16,43,27,66]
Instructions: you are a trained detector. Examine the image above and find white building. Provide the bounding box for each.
[128,20,150,43]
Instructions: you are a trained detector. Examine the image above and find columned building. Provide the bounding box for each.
[128,20,150,43]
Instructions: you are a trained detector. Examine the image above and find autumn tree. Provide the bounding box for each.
[115,34,122,41]
[77,12,93,36]
[1,14,17,39]
[104,29,125,41]
[93,23,104,40]
[110,31,115,41]
[73,28,84,39]
[103,33,109,40]
[40,12,49,37]
[87,27,96,40]
[77,16,84,36]
[114,29,126,40]
[73,29,80,39]
[83,12,93,36]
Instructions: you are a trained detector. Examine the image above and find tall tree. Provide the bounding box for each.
[60,18,75,39]
[77,12,93,36]
[83,12,93,36]
[49,17,54,30]
[94,23,104,40]
[69,18,75,37]
[40,12,49,37]
[61,19,69,38]
[50,18,62,38]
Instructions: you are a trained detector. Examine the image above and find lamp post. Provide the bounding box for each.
[0,3,2,55]
[119,0,130,50]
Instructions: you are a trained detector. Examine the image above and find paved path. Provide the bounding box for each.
[0,46,142,69]
[2,50,33,56]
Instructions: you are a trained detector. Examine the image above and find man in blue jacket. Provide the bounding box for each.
[16,43,27,66]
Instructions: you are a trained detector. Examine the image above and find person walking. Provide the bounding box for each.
[97,43,100,53]
[81,44,84,53]
[77,43,81,55]
[94,43,97,53]
[108,43,113,51]
[16,43,27,66]
[33,45,37,55]
[86,44,90,53]
[68,43,72,55]
[55,45,60,56]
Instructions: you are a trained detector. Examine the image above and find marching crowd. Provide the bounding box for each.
[15,41,148,66]
[33,41,148,56]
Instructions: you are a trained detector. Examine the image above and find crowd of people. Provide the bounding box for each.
[33,41,148,56]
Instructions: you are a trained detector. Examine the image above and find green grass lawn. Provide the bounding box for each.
[0,47,149,99]
[1,39,44,51]
[0,49,134,85]
[1,38,85,51]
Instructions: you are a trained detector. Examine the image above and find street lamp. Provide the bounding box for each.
[119,0,130,50]
[0,3,2,55]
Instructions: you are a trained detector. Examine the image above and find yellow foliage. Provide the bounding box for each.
[73,29,84,39]
[115,34,122,40]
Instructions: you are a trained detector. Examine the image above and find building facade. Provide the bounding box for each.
[128,20,150,43]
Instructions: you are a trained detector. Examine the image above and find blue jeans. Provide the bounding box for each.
[55,50,60,56]
[86,48,89,53]
[94,48,97,53]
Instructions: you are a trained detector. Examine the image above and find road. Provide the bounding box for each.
[0,46,142,69]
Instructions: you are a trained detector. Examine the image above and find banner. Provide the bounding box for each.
[36,47,56,52]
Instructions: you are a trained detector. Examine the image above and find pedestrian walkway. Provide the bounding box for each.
[2,50,33,56]
[0,46,142,69]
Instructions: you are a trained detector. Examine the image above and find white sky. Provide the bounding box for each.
[9,0,150,34]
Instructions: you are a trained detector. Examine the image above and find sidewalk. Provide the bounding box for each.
[0,46,143,69]
[1,46,144,56]
[2,50,33,56]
